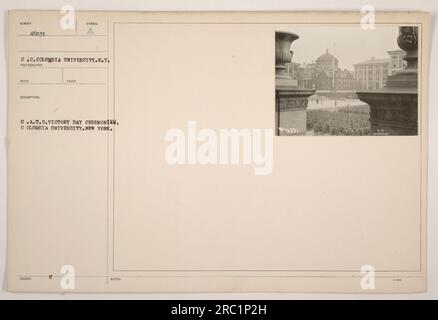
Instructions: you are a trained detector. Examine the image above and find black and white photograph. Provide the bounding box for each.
[275,25,419,136]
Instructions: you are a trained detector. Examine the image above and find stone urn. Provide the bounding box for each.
[275,31,315,135]
[397,26,418,70]
[386,26,418,88]
[275,31,299,87]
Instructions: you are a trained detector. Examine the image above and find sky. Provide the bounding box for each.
[278,25,400,70]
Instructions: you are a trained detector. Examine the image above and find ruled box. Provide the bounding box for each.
[62,67,107,84]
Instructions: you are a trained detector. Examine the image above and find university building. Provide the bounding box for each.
[354,49,407,90]
[388,49,407,75]
[287,49,356,91]
[354,57,389,90]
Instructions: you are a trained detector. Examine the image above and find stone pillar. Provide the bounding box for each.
[275,31,315,136]
[356,26,418,135]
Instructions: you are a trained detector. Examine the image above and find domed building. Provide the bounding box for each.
[295,49,356,91]
[315,49,339,71]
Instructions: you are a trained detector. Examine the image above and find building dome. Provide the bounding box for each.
[316,49,337,63]
[315,49,339,70]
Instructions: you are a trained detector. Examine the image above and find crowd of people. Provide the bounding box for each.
[307,105,371,136]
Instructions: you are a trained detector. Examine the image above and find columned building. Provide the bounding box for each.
[285,62,300,79]
[295,49,356,91]
[354,57,389,90]
[388,49,407,76]
[297,62,316,89]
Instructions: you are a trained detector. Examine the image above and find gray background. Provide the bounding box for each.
[1,0,437,299]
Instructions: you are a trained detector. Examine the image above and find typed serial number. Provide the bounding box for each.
[215,304,267,315]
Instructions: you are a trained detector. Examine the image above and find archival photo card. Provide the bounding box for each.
[7,11,428,293]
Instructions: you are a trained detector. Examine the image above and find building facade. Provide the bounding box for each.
[354,57,390,90]
[387,49,407,76]
[285,62,300,79]
[294,49,356,91]
[296,62,316,89]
